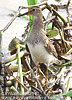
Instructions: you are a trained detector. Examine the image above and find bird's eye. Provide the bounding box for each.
[32,9,36,11]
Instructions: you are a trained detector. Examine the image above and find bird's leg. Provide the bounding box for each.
[37,66,43,85]
[45,66,48,84]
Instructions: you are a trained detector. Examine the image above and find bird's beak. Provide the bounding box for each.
[18,10,31,17]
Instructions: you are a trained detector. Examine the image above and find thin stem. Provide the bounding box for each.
[2,51,25,64]
[46,3,67,26]
[66,77,72,92]
[12,75,28,91]
[10,86,20,95]
[17,44,24,95]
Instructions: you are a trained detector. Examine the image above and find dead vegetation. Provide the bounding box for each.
[0,1,72,100]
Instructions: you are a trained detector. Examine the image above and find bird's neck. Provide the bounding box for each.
[32,15,44,30]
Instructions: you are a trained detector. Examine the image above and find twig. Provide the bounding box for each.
[23,71,30,76]
[67,0,71,8]
[1,51,29,64]
[45,67,66,92]
[1,51,24,64]
[64,26,72,30]
[67,48,72,54]
[66,77,72,92]
[0,6,23,33]
[31,85,49,99]
[25,58,44,92]
[0,2,67,34]
[17,2,67,26]
[64,77,72,100]
[43,16,55,24]
[21,1,47,8]
[67,17,72,25]
[57,67,66,78]
[12,75,28,91]
[48,90,61,94]
[24,88,31,96]
[46,2,67,26]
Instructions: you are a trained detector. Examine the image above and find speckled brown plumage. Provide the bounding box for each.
[25,6,58,66]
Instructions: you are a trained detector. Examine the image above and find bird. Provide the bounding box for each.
[20,6,59,80]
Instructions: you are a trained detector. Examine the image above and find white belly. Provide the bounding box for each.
[27,43,56,66]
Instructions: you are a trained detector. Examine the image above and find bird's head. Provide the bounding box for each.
[19,6,42,17]
[27,6,42,16]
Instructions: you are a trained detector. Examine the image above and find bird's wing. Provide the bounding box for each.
[44,38,58,58]
[41,29,58,58]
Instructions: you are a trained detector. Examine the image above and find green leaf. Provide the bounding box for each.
[62,90,72,97]
[46,23,57,30]
[50,67,57,72]
[27,0,38,5]
[47,30,58,38]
